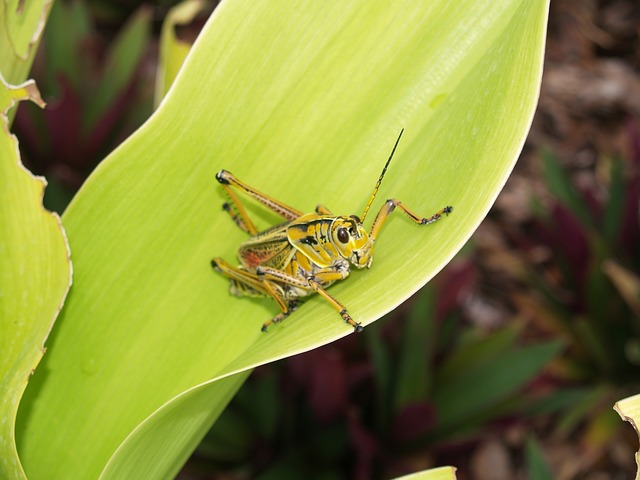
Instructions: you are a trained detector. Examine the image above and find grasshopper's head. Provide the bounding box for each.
[330,129,407,269]
[331,216,373,269]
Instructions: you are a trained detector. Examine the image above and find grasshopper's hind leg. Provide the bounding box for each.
[261,300,300,332]
[211,258,296,332]
[221,200,254,235]
[216,180,258,235]
[256,266,364,332]
[216,170,304,236]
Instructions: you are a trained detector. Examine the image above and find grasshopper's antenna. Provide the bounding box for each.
[360,129,404,223]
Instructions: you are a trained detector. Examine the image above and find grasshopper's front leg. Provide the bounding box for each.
[369,199,452,241]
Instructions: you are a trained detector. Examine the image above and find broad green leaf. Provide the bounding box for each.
[0,76,71,479]
[0,0,51,126]
[615,394,640,480]
[0,5,65,478]
[17,0,549,478]
[0,0,52,85]
[155,0,206,107]
[100,372,250,479]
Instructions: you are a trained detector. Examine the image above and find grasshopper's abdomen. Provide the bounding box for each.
[237,222,293,270]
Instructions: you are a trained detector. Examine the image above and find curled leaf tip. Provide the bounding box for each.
[0,75,46,115]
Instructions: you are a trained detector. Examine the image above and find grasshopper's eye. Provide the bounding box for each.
[337,227,349,243]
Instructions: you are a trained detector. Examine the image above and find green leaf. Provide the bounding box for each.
[393,287,436,411]
[367,320,394,431]
[541,150,593,228]
[432,341,562,431]
[437,324,523,381]
[155,0,206,107]
[84,6,152,129]
[526,387,593,416]
[602,157,625,243]
[0,77,71,480]
[40,1,91,95]
[100,373,250,479]
[525,436,553,480]
[555,385,609,435]
[0,0,51,127]
[17,0,549,478]
[0,0,52,85]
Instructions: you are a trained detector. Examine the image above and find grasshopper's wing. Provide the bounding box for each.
[238,222,295,270]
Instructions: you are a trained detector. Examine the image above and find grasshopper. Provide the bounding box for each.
[211,130,452,332]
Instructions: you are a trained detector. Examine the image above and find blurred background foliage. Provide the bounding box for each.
[12,0,640,478]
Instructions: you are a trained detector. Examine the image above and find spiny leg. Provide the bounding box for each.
[257,266,363,332]
[221,197,254,234]
[369,199,452,242]
[308,279,363,332]
[261,300,299,332]
[216,170,304,226]
[211,258,296,332]
[211,258,286,306]
[217,176,258,235]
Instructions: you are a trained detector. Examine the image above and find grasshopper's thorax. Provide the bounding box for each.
[287,214,374,270]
